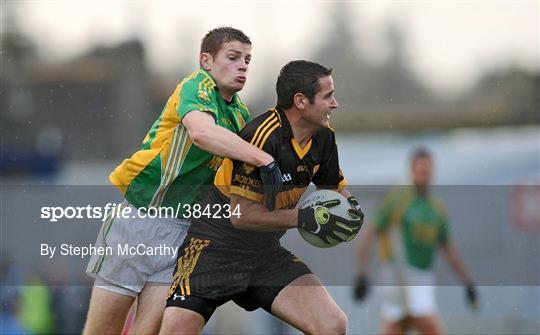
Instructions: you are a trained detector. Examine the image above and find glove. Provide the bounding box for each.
[259,161,283,211]
[346,195,365,231]
[298,200,362,244]
[465,284,478,310]
[347,195,360,209]
[353,275,369,302]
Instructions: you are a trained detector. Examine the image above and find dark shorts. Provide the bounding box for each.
[166,234,312,322]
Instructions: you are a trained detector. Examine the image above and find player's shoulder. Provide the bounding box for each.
[244,108,280,131]
[240,108,282,148]
[384,186,415,206]
[428,195,447,216]
[313,126,336,146]
[179,69,218,101]
[315,126,335,137]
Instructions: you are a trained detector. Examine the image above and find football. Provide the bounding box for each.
[297,189,352,248]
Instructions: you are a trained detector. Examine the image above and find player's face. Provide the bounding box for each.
[411,157,433,186]
[206,41,251,101]
[302,75,339,129]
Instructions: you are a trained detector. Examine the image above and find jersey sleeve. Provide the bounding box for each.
[435,200,450,245]
[176,80,219,121]
[312,129,346,189]
[439,221,449,245]
[374,191,396,233]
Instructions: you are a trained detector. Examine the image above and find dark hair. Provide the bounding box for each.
[200,27,251,57]
[411,147,432,162]
[276,60,332,109]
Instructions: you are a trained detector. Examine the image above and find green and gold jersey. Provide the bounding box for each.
[375,186,449,270]
[109,68,250,214]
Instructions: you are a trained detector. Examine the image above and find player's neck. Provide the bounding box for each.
[284,108,317,147]
[415,184,429,198]
[216,86,235,102]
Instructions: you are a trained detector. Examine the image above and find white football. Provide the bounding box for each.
[297,189,352,248]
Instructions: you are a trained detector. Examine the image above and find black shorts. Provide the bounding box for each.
[166,233,312,322]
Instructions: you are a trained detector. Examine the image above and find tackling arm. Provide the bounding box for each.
[183,111,273,167]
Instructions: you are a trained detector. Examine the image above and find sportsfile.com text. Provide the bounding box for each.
[40,203,241,222]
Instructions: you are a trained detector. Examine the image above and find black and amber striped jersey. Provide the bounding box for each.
[189,106,347,247]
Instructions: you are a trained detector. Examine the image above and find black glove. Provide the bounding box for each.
[347,195,360,209]
[259,161,283,211]
[353,275,369,302]
[298,201,362,244]
[465,284,478,310]
[346,195,365,231]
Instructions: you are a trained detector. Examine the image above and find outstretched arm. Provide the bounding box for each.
[185,111,282,209]
[183,111,273,167]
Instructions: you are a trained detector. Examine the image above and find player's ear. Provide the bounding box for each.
[293,93,307,110]
[200,53,212,71]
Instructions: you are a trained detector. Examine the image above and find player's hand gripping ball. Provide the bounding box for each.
[297,190,363,248]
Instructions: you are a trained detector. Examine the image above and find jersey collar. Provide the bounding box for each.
[199,67,240,107]
[406,185,430,199]
[275,106,321,142]
[229,93,240,107]
[275,106,293,138]
[199,67,217,87]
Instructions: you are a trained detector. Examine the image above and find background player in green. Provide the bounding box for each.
[354,148,478,335]
[160,60,363,335]
[84,27,281,334]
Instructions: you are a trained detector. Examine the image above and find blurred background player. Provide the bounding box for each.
[354,148,478,335]
[83,27,282,334]
[160,60,363,335]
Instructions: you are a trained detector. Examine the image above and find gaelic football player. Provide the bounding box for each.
[83,27,282,334]
[160,61,364,335]
[354,148,477,335]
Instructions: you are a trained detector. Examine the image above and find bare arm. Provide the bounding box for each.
[440,243,473,285]
[183,111,273,167]
[338,187,352,199]
[337,186,372,274]
[352,221,377,301]
[229,194,298,232]
[357,223,377,276]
